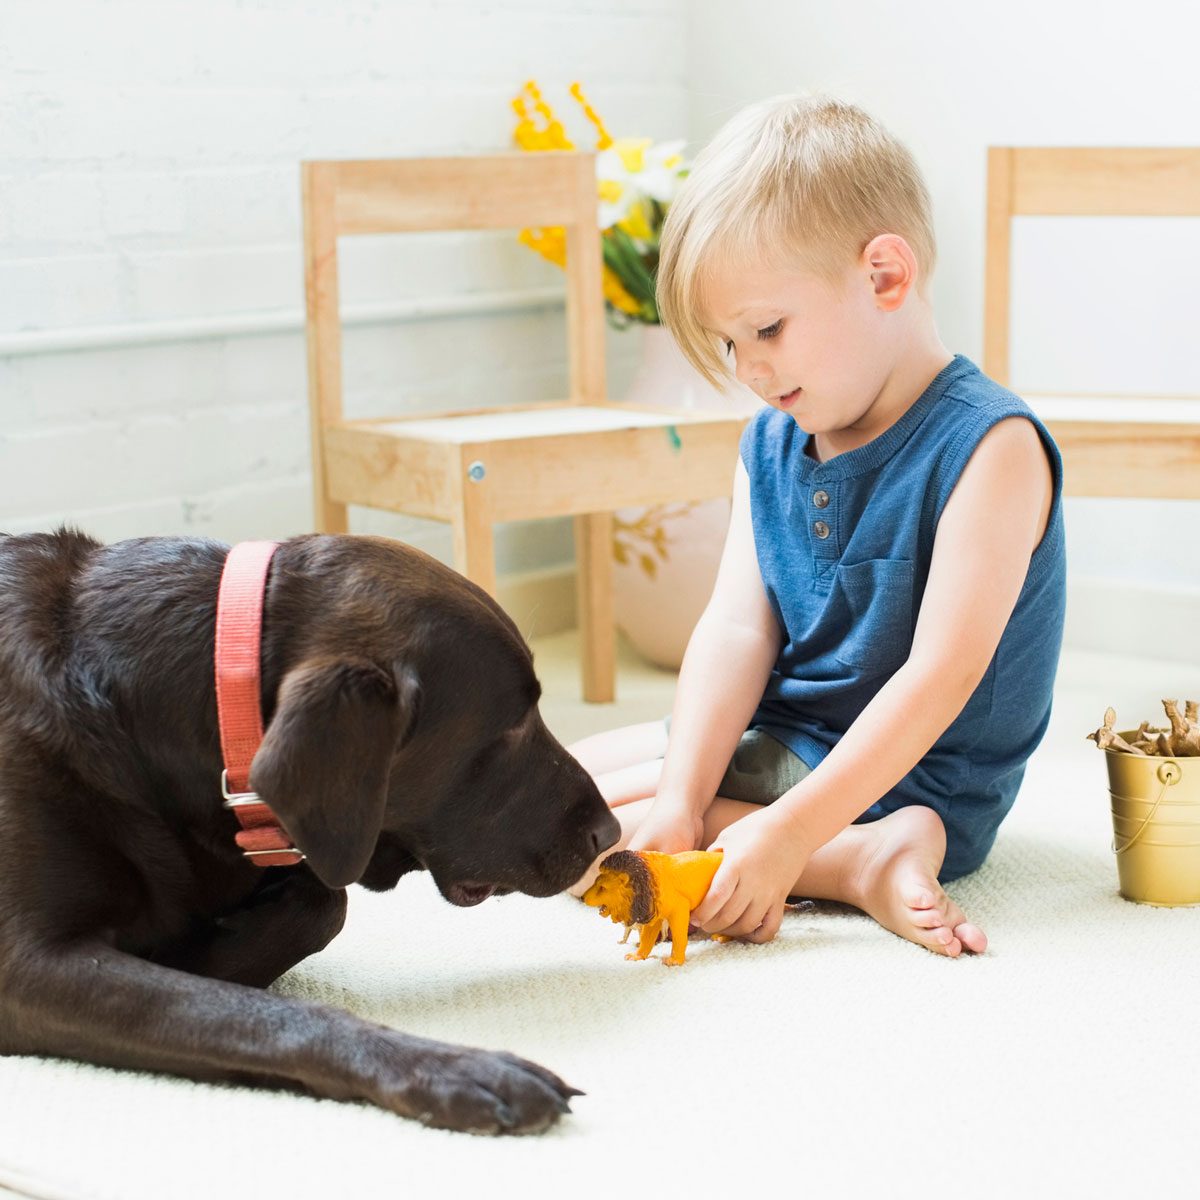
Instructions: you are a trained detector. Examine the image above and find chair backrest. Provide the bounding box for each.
[984,146,1200,387]
[301,152,606,434]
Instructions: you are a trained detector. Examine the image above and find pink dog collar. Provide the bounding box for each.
[214,541,304,868]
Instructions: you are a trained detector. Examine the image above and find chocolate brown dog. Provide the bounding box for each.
[0,528,619,1134]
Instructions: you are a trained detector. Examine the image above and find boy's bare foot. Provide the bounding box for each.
[845,806,988,958]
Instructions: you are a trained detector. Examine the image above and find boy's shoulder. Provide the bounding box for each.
[941,359,1031,418]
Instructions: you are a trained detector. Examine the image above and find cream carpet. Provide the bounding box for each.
[2,634,1198,1200]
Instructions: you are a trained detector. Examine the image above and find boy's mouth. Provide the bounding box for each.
[775,386,801,408]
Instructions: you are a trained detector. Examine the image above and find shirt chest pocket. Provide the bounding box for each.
[833,558,915,677]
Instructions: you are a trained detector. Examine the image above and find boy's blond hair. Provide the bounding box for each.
[656,94,937,390]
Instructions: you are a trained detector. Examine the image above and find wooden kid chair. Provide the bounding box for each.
[301,152,747,701]
[984,146,1200,497]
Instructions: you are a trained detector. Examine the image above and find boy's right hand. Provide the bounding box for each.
[627,798,705,856]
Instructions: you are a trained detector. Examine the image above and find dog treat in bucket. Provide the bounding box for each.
[581,849,725,965]
[1088,701,1200,906]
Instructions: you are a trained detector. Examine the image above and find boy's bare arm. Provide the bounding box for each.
[653,460,784,818]
[772,416,1054,854]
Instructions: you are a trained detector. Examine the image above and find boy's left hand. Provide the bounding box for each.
[691,808,810,944]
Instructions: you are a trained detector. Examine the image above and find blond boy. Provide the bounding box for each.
[570,95,1064,957]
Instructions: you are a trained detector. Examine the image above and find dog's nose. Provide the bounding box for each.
[587,811,621,858]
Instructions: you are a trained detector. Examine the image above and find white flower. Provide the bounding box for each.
[595,138,687,229]
[637,139,688,204]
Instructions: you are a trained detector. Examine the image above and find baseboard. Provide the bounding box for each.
[1064,575,1200,664]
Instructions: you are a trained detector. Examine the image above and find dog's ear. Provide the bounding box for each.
[249,657,420,888]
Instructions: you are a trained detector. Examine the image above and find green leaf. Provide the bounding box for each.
[604,228,658,304]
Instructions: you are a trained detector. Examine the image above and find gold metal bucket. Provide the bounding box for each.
[1106,734,1200,906]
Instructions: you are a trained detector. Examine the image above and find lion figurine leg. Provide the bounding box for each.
[663,905,691,966]
[626,922,660,961]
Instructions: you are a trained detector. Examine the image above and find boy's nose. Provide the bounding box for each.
[736,357,773,391]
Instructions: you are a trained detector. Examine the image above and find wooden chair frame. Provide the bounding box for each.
[301,152,748,700]
[984,146,1200,498]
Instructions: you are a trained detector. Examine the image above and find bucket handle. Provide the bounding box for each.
[1112,760,1183,854]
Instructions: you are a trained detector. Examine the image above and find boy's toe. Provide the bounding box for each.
[902,883,938,909]
[909,907,947,929]
[953,921,988,954]
[927,927,963,957]
[914,923,960,955]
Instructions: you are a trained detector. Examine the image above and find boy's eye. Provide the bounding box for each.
[724,320,782,357]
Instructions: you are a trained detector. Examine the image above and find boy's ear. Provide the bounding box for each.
[248,657,420,888]
[863,233,917,310]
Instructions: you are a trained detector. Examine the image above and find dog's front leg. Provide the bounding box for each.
[0,940,579,1133]
[150,869,347,988]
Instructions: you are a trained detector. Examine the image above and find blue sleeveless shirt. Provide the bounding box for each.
[741,354,1066,880]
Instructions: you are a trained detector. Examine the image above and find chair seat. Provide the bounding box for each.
[323,402,751,522]
[360,401,742,443]
[1026,393,1200,424]
[1024,393,1200,498]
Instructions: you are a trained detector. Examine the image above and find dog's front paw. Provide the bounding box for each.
[373,1037,582,1135]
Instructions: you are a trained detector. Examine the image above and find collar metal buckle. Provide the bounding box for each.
[219,770,306,863]
[220,769,261,809]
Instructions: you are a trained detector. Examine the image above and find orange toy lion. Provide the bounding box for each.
[581,849,724,966]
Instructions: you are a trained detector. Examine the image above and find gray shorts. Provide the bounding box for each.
[662,717,811,805]
[661,719,991,884]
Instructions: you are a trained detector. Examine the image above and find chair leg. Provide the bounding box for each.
[314,494,349,535]
[451,506,497,597]
[574,513,616,704]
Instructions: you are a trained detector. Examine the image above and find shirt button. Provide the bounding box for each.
[813,490,830,509]
[813,520,830,539]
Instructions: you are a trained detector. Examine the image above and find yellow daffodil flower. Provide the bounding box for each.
[511,80,688,325]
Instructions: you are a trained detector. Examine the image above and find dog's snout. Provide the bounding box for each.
[587,810,621,859]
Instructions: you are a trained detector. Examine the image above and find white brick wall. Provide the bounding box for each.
[0,0,685,571]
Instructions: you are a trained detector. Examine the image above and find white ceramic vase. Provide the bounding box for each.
[612,325,758,669]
